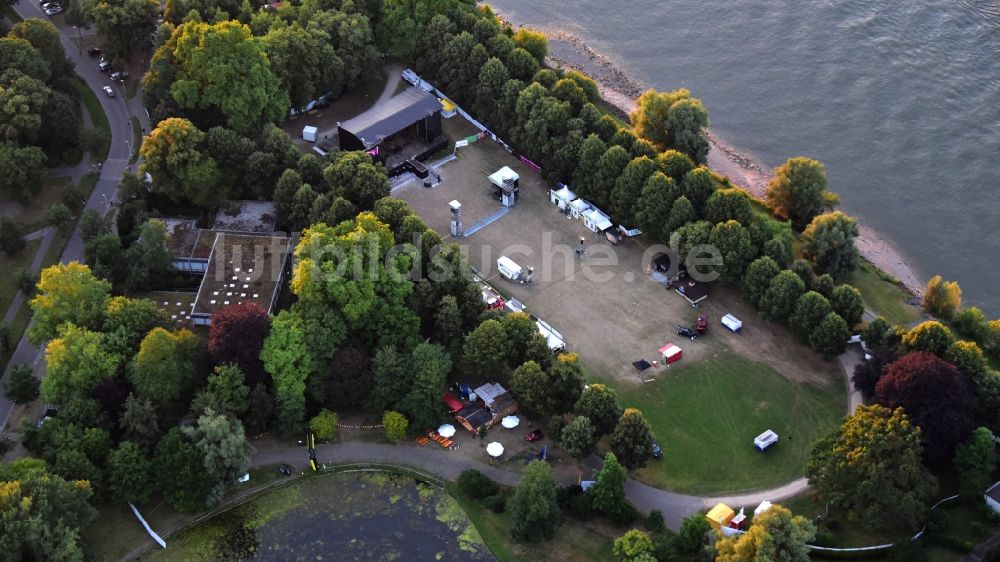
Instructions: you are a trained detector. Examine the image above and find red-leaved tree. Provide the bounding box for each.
[875,351,973,460]
[208,302,271,387]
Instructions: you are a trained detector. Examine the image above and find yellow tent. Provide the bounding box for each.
[705,503,735,530]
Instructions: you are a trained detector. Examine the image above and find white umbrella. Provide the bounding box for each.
[501,415,520,429]
[437,424,456,438]
[486,442,504,457]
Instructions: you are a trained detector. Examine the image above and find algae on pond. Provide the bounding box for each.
[143,472,492,562]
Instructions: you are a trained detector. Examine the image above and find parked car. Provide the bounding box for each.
[278,464,292,475]
[676,325,698,339]
[102,85,115,97]
[87,47,102,57]
[109,71,128,81]
[44,4,63,14]
[98,58,111,72]
[41,2,59,8]
[652,443,663,459]
[526,429,543,442]
[696,314,708,335]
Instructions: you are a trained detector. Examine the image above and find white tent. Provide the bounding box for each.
[437,424,456,438]
[501,416,520,429]
[754,501,772,517]
[583,207,613,232]
[488,166,519,188]
[536,318,565,351]
[486,442,504,457]
[550,185,576,209]
[569,198,591,219]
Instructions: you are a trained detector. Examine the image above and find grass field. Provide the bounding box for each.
[844,261,923,326]
[130,116,142,163]
[0,239,41,316]
[620,351,846,494]
[448,484,618,562]
[73,77,111,161]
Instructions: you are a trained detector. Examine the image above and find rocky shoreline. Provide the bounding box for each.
[503,17,924,297]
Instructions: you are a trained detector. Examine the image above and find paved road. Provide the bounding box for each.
[252,440,809,531]
[0,4,149,430]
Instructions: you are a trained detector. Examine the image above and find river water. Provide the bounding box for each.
[487,0,1000,314]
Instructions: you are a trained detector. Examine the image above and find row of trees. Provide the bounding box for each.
[1,19,85,203]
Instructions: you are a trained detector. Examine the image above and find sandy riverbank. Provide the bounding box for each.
[513,20,924,297]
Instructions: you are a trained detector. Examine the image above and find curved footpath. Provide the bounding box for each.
[249,351,867,531]
[253,441,805,531]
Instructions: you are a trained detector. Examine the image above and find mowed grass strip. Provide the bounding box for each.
[448,485,617,562]
[843,261,922,326]
[620,352,846,494]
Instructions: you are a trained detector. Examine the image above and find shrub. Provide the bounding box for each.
[457,469,498,500]
[308,409,338,441]
[645,510,665,533]
[483,493,505,513]
[923,275,961,319]
[812,531,835,547]
[3,364,39,404]
[557,485,595,520]
[382,411,408,442]
[887,540,927,562]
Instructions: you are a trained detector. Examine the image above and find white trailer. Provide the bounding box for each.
[497,256,533,284]
[721,313,743,333]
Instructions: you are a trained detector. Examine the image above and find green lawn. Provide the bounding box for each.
[844,261,923,326]
[130,116,142,163]
[0,238,42,315]
[620,352,846,494]
[72,77,111,161]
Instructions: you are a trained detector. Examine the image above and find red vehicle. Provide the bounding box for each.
[525,429,543,442]
[696,314,708,335]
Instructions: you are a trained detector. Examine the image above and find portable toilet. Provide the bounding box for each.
[302,126,318,142]
[706,503,735,530]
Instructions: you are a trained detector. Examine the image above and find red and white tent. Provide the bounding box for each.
[658,343,682,364]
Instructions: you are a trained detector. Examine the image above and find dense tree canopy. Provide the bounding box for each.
[83,0,160,62]
[0,141,47,202]
[715,504,815,562]
[575,383,622,437]
[801,211,860,275]
[144,20,289,134]
[28,262,110,345]
[0,460,97,561]
[131,327,200,408]
[139,117,221,208]
[766,157,839,230]
[610,408,655,470]
[41,324,120,406]
[875,352,974,460]
[923,275,962,319]
[631,88,710,163]
[509,460,559,542]
[261,309,314,433]
[806,405,937,531]
[208,302,270,386]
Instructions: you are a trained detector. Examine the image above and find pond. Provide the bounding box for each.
[143,471,495,562]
